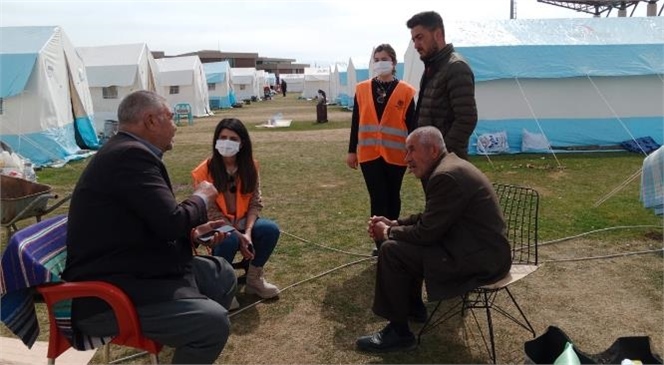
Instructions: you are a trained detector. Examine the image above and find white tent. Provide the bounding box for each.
[0,26,99,167]
[329,64,340,104]
[404,17,664,155]
[346,58,357,109]
[279,74,304,93]
[154,56,210,117]
[266,72,277,87]
[77,43,159,132]
[255,69,268,98]
[231,67,260,101]
[337,63,350,107]
[302,67,330,99]
[203,61,235,109]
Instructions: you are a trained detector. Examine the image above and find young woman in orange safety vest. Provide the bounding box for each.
[346,44,417,255]
[192,118,280,300]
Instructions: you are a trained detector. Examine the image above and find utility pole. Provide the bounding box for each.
[510,0,517,19]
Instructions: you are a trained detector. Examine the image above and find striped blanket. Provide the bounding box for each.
[0,214,109,350]
[641,146,664,215]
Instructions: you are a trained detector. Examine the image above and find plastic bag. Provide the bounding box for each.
[554,342,581,365]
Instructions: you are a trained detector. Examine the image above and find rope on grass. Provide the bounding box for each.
[543,247,663,263]
[229,256,374,318]
[280,230,373,258]
[537,225,663,263]
[539,224,662,247]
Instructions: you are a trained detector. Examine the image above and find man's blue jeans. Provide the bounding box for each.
[212,218,279,267]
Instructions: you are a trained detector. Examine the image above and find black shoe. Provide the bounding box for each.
[356,324,416,353]
[371,248,378,256]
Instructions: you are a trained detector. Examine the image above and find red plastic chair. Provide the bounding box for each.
[36,281,162,364]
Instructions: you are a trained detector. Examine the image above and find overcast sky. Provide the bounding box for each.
[0,0,658,67]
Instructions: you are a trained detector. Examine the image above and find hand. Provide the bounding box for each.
[346,153,358,169]
[369,221,388,241]
[192,219,229,247]
[194,180,218,205]
[369,215,395,227]
[238,232,255,260]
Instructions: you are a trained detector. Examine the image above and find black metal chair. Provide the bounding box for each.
[418,183,540,363]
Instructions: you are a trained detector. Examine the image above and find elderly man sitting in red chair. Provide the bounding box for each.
[62,90,237,364]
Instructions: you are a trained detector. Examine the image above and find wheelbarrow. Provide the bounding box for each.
[1,175,72,241]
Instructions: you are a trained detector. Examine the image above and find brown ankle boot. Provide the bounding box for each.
[245,265,280,298]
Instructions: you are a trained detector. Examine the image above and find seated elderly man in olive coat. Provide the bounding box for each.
[356,126,511,353]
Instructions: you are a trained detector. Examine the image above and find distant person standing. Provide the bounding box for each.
[346,44,417,255]
[316,89,328,123]
[281,79,287,97]
[406,11,477,160]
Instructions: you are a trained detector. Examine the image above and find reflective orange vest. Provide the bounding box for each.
[355,80,415,166]
[191,159,253,226]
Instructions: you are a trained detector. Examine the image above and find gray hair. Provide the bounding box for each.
[408,126,446,151]
[117,90,166,124]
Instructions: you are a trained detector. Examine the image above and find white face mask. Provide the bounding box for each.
[373,60,393,77]
[215,139,240,157]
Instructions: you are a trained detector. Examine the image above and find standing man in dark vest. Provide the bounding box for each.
[407,11,478,160]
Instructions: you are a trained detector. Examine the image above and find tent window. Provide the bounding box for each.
[170,86,180,95]
[208,83,216,91]
[102,86,118,99]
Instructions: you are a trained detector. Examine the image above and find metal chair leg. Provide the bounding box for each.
[505,287,536,337]
[484,291,497,364]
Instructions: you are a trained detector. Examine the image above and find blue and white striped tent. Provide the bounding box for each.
[404,17,664,155]
[204,61,236,109]
[0,26,99,167]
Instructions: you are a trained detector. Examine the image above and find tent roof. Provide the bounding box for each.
[0,26,57,53]
[280,74,304,80]
[77,43,146,66]
[448,17,663,47]
[231,67,256,76]
[0,26,58,98]
[304,67,329,81]
[155,56,201,86]
[448,17,664,81]
[78,43,149,87]
[203,61,230,83]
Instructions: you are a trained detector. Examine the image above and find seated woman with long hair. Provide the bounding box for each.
[192,118,280,299]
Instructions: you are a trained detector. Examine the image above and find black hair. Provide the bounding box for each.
[406,11,445,34]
